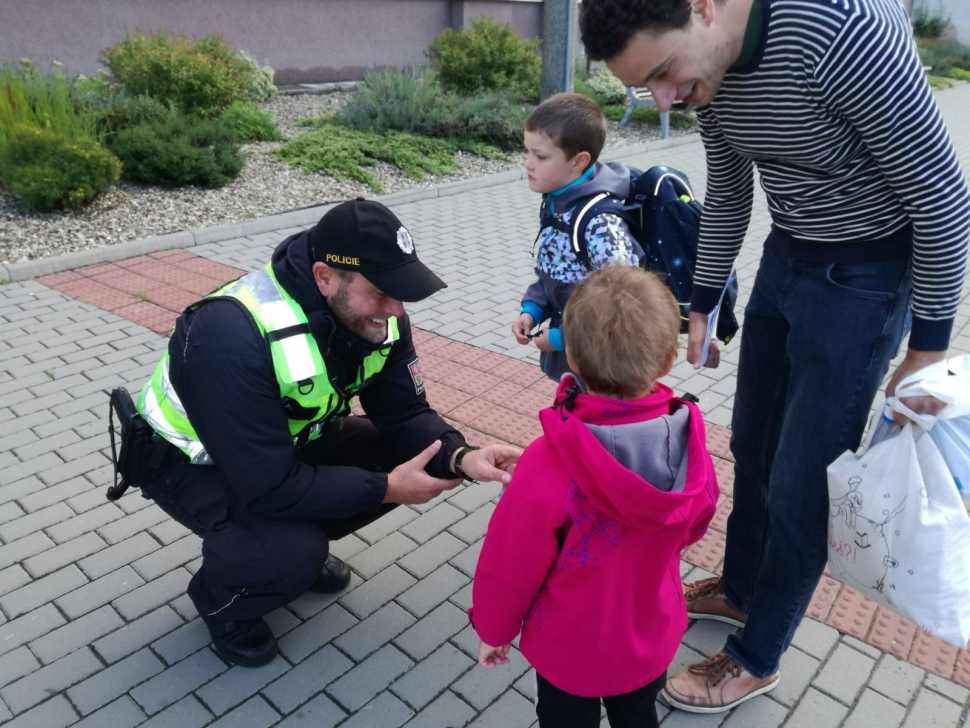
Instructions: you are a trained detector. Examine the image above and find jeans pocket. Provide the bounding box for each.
[823,260,911,301]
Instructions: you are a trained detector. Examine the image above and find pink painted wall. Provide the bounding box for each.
[0,0,543,84]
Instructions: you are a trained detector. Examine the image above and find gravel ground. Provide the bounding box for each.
[0,92,696,265]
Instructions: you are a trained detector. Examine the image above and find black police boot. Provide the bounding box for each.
[308,554,352,594]
[201,614,278,667]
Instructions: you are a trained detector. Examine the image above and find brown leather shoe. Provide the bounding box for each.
[663,652,779,713]
[685,577,747,627]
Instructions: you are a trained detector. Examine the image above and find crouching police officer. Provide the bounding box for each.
[111,199,521,667]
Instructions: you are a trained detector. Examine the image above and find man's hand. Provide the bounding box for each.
[384,440,462,504]
[885,349,948,425]
[512,313,536,344]
[451,445,522,486]
[686,310,719,370]
[533,329,555,353]
[478,640,511,668]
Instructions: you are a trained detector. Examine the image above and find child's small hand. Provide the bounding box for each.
[512,313,536,344]
[533,329,555,353]
[478,641,511,668]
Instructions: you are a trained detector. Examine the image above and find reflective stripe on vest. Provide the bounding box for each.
[138,264,400,464]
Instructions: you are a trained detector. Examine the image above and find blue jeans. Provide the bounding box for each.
[721,237,913,678]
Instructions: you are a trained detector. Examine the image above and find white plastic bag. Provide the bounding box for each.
[827,415,970,648]
[891,355,970,505]
[928,418,970,504]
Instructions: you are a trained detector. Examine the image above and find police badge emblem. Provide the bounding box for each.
[396,226,415,255]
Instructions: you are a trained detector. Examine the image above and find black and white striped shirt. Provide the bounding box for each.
[691,0,970,351]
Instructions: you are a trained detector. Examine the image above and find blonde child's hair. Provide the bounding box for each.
[563,266,680,398]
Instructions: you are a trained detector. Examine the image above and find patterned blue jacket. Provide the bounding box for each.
[520,161,644,381]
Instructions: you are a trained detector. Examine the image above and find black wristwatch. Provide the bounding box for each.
[453,445,481,482]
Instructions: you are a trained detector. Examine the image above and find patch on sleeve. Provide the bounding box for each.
[408,357,425,394]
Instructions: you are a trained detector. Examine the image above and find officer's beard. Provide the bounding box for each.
[328,283,388,345]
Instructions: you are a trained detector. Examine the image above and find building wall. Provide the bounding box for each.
[908,0,968,45]
[0,0,544,84]
[942,0,968,44]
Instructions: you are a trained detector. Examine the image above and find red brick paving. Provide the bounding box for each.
[868,607,918,660]
[38,251,245,335]
[910,629,960,679]
[827,585,879,641]
[38,261,970,687]
[808,576,842,622]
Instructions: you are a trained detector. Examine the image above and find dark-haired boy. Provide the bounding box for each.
[512,92,645,381]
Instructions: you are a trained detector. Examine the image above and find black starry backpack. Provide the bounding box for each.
[556,165,739,343]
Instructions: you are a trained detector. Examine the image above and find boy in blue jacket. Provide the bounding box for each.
[512,92,644,381]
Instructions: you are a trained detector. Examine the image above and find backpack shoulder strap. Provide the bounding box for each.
[570,194,636,270]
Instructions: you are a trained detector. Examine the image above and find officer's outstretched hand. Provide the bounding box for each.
[459,445,522,486]
[384,440,462,505]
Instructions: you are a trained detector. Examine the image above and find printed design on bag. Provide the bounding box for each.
[829,476,905,599]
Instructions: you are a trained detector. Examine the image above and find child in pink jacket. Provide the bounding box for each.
[470,266,719,728]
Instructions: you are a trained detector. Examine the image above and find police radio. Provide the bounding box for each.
[106,388,169,501]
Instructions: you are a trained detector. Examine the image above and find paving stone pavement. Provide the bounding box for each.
[1,83,970,727]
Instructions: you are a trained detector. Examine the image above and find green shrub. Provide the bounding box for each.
[335,68,445,134]
[71,75,175,136]
[912,3,951,39]
[0,62,98,147]
[602,105,695,129]
[574,76,611,108]
[919,41,970,77]
[333,68,527,150]
[237,50,277,102]
[426,17,541,100]
[927,74,953,89]
[100,30,261,116]
[275,122,507,193]
[0,125,121,211]
[109,114,244,188]
[432,92,529,149]
[220,101,280,142]
[585,68,627,105]
[952,67,970,81]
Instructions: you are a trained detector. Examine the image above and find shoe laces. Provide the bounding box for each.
[690,653,742,687]
[685,576,723,602]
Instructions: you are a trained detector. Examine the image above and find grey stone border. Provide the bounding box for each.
[1,134,700,283]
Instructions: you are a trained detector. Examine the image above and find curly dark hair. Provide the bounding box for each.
[580,0,693,61]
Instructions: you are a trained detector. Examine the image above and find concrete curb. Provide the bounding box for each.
[5,133,701,283]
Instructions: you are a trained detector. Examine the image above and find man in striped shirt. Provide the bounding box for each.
[581,0,970,714]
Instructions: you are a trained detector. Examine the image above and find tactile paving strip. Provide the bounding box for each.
[867,607,917,660]
[807,576,841,622]
[713,458,735,497]
[684,529,726,574]
[826,586,878,641]
[953,649,970,688]
[709,496,733,534]
[38,251,244,334]
[422,382,472,417]
[705,423,734,462]
[909,630,960,679]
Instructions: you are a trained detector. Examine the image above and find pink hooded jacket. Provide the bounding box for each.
[470,376,719,697]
